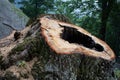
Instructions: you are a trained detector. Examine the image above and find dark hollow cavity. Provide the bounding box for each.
[59,25,104,52]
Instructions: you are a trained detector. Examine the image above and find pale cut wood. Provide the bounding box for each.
[40,17,115,61]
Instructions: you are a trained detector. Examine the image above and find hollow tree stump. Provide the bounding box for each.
[32,16,116,80]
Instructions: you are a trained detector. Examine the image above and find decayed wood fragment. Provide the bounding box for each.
[40,17,115,61]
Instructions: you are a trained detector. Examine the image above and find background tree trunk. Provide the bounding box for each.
[106,2,120,63]
[99,0,115,41]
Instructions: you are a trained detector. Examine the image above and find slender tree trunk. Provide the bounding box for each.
[106,3,120,62]
[99,0,115,41]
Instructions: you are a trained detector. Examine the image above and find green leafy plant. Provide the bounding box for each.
[16,60,26,67]
[114,68,120,79]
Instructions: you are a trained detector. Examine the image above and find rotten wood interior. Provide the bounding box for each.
[40,17,115,61]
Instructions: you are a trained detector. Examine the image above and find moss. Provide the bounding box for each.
[1,36,43,70]
[31,38,54,79]
[16,60,26,67]
[9,36,45,59]
[10,42,25,55]
[20,72,29,79]
[10,3,29,25]
[114,68,120,79]
[10,37,31,54]
[20,37,43,57]
[4,71,20,80]
[10,4,27,18]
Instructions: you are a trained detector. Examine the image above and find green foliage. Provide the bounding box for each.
[17,0,101,36]
[9,0,15,3]
[78,16,101,37]
[16,60,26,67]
[18,0,54,18]
[54,0,101,36]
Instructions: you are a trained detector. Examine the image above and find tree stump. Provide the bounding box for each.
[31,16,116,80]
[0,15,116,80]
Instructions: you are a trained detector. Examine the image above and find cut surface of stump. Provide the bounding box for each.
[40,17,115,61]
